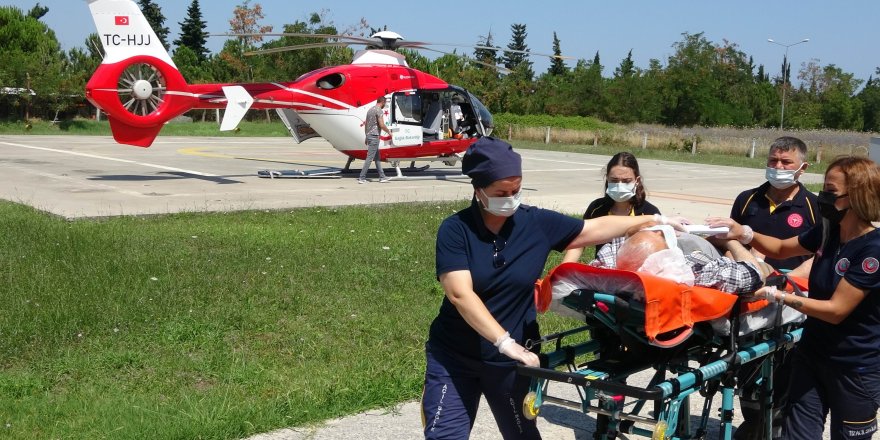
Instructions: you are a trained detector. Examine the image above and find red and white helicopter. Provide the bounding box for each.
[85,0,525,178]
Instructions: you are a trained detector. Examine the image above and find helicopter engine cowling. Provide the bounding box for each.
[85,55,194,147]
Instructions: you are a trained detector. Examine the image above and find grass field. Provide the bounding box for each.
[0,201,582,440]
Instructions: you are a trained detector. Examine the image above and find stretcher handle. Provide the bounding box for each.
[516,364,664,402]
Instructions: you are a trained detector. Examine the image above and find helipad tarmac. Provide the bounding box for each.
[0,135,831,439]
[0,134,822,221]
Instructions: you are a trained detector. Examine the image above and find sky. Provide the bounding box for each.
[7,0,880,83]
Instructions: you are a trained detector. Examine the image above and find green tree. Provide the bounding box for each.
[217,0,273,81]
[66,34,103,96]
[174,0,209,61]
[755,64,767,83]
[473,30,500,69]
[604,50,641,123]
[787,60,862,130]
[251,12,351,82]
[534,71,577,115]
[709,40,757,126]
[26,3,48,19]
[137,0,170,49]
[568,53,604,117]
[614,49,634,78]
[857,70,880,132]
[659,32,756,126]
[548,32,566,76]
[0,6,67,119]
[502,23,533,81]
[818,64,863,130]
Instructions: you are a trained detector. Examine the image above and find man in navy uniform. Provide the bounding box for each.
[730,136,818,439]
[730,136,818,271]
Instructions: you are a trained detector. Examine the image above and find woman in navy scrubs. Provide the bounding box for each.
[710,156,880,440]
[421,137,685,439]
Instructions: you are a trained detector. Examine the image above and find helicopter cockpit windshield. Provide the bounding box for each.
[466,91,493,137]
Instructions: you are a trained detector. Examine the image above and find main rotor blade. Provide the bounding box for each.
[211,32,375,45]
[428,42,573,59]
[244,41,353,56]
[420,47,512,74]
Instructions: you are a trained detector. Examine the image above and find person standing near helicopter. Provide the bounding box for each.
[359,96,393,184]
[421,137,687,439]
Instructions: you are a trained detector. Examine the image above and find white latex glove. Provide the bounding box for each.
[704,217,753,244]
[653,214,692,233]
[495,333,540,367]
[754,285,785,303]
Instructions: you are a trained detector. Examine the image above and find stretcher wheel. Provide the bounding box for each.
[522,391,540,420]
[652,420,668,440]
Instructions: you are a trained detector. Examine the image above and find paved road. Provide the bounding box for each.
[0,135,831,439]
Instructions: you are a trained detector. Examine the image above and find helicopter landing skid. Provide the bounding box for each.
[341,156,466,180]
[257,169,342,179]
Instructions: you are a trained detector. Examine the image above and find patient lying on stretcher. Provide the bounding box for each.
[602,223,766,293]
[546,222,807,336]
[611,224,806,334]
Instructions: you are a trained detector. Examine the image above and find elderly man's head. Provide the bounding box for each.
[616,229,669,272]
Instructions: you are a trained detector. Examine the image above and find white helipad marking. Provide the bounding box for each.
[0,141,218,176]
[521,155,608,167]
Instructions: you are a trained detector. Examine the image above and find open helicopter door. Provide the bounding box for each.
[388,92,423,147]
[275,109,320,143]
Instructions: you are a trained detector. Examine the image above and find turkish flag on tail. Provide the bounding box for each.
[115,16,129,25]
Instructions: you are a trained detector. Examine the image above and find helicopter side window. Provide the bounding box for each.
[316,73,345,90]
[391,93,421,125]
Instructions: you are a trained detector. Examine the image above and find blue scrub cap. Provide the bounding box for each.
[461,137,522,188]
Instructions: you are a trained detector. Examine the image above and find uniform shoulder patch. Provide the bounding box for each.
[836,258,851,276]
[862,257,879,274]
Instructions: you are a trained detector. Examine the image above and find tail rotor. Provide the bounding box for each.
[117,62,167,116]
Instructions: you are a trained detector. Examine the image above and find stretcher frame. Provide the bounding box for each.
[518,289,803,440]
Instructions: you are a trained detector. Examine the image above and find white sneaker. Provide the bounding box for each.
[379,177,392,183]
[357,179,367,184]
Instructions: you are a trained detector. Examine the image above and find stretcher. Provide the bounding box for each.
[517,263,807,440]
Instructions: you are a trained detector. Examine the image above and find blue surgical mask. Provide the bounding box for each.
[479,189,521,217]
[606,182,636,202]
[766,164,804,189]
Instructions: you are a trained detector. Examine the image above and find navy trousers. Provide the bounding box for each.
[421,345,541,440]
[783,348,880,440]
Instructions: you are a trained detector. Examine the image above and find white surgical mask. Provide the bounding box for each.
[765,164,804,189]
[479,189,521,217]
[606,182,637,202]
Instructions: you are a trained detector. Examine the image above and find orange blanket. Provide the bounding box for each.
[535,263,739,345]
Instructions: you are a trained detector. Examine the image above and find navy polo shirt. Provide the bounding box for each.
[429,200,583,365]
[799,224,880,370]
[731,182,818,270]
[582,196,660,254]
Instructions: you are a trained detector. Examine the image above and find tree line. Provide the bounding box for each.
[1,0,879,132]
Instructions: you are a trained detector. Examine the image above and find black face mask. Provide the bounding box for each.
[817,191,848,224]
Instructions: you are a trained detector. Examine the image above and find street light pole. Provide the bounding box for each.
[767,38,809,131]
